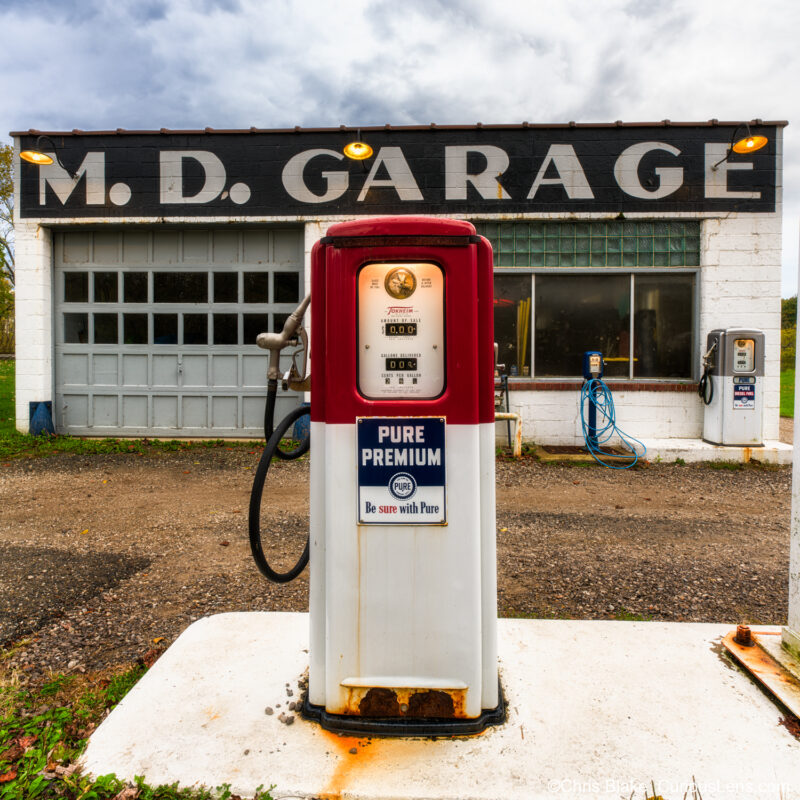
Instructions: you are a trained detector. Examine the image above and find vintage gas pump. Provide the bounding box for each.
[701,328,765,446]
[299,216,502,736]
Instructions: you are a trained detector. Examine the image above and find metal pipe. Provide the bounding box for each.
[256,294,311,380]
[494,412,523,457]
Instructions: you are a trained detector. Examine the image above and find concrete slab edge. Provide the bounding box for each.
[723,630,800,719]
[530,440,791,465]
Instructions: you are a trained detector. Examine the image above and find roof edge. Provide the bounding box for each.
[10,119,789,137]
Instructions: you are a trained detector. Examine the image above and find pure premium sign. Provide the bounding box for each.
[16,124,780,218]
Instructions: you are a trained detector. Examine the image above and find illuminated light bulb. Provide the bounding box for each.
[343,141,373,160]
[20,150,55,165]
[731,134,768,154]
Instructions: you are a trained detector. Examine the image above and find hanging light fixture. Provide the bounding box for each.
[711,122,768,171]
[343,129,373,160]
[731,131,768,154]
[19,135,77,177]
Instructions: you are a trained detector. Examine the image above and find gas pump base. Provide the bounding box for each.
[300,682,506,737]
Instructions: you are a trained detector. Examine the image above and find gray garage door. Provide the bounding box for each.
[54,227,304,437]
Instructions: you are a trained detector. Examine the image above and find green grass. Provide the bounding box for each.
[614,607,653,621]
[0,666,274,798]
[0,361,14,435]
[707,460,744,471]
[0,362,305,460]
[781,368,795,418]
[0,434,266,461]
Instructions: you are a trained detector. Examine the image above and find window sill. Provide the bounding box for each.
[496,379,698,392]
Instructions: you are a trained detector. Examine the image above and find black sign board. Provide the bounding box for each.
[17,124,780,218]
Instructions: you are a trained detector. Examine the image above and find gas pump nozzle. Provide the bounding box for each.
[256,295,311,382]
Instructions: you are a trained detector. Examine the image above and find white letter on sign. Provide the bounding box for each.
[445,145,511,200]
[527,144,594,200]
[160,151,226,203]
[704,143,760,199]
[282,149,349,203]
[357,147,423,202]
[613,142,683,199]
[39,153,105,205]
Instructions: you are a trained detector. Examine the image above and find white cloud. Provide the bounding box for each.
[1,0,797,290]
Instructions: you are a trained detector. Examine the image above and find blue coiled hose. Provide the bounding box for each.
[580,378,647,469]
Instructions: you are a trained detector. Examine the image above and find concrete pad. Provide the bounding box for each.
[81,614,800,799]
[530,439,792,465]
[639,438,792,465]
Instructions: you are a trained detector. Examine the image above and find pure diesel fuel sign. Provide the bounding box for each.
[357,417,446,525]
[16,124,780,218]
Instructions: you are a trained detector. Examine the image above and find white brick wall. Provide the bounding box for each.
[502,208,783,446]
[14,219,53,433]
[501,388,704,445]
[699,212,782,442]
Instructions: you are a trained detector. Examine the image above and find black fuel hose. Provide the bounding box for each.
[249,403,311,583]
[263,380,310,461]
[698,368,714,405]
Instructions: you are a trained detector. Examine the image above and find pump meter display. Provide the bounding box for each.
[357,262,445,399]
[733,339,755,372]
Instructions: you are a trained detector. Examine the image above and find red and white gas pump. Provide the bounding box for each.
[303,217,502,735]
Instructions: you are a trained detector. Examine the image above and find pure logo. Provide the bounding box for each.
[388,472,417,501]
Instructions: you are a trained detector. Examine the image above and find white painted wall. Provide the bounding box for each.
[500,388,702,445]
[13,137,54,432]
[501,209,783,445]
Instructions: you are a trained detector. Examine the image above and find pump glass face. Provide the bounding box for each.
[733,339,755,372]
[357,262,445,399]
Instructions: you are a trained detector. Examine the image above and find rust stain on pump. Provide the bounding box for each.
[743,447,752,463]
[358,687,402,716]
[407,690,454,718]
[342,686,466,718]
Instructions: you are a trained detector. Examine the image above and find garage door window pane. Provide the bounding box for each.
[123,314,148,344]
[154,272,208,303]
[214,272,238,303]
[213,314,238,345]
[64,313,88,343]
[634,275,693,378]
[124,272,148,303]
[494,275,532,377]
[94,313,118,344]
[275,272,299,303]
[64,272,88,302]
[154,314,178,344]
[94,272,118,302]
[535,275,630,377]
[184,314,208,345]
[244,272,269,303]
[243,314,268,344]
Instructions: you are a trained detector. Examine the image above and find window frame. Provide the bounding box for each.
[493,266,699,381]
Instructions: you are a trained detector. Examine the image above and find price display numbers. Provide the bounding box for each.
[385,357,418,371]
[385,322,418,337]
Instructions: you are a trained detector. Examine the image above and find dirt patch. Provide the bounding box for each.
[780,416,793,444]
[0,545,149,645]
[0,449,792,683]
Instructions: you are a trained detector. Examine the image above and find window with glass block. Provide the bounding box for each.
[475,220,700,268]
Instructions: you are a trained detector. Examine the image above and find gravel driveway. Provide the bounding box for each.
[0,449,792,683]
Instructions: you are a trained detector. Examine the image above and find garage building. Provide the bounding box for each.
[11,121,786,448]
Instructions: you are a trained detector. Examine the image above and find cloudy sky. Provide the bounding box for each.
[1,0,798,293]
